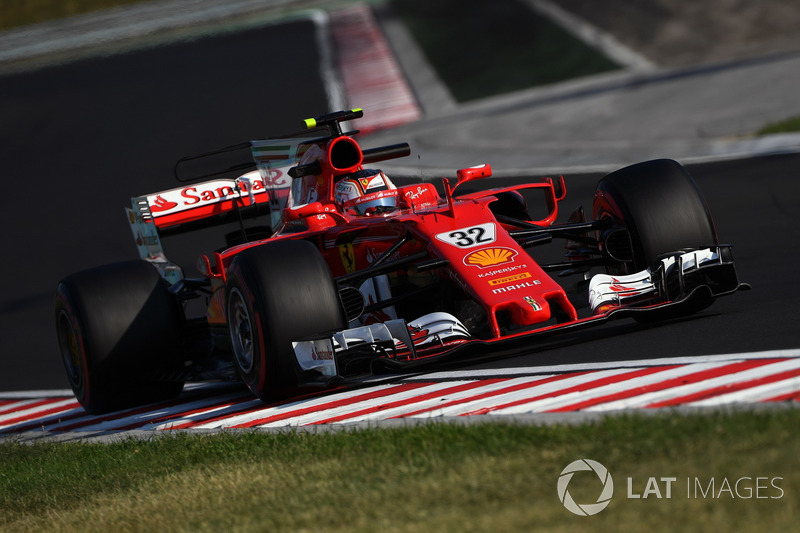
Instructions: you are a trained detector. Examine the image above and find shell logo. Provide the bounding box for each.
[463,247,518,268]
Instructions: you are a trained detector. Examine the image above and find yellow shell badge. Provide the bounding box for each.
[463,247,518,268]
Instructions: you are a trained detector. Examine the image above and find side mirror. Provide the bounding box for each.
[195,253,224,279]
[196,254,213,277]
[442,164,493,216]
[455,164,492,190]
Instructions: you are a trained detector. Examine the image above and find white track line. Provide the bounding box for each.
[688,376,800,406]
[413,348,800,381]
[586,358,800,411]
[352,376,553,422]
[521,0,657,72]
[329,4,421,133]
[311,9,346,113]
[1,349,798,439]
[0,398,79,428]
[254,382,461,428]
[427,369,638,417]
[191,382,422,429]
[454,362,727,417]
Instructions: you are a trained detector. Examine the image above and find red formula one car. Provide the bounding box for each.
[55,109,747,413]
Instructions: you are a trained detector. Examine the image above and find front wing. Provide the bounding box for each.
[290,246,748,385]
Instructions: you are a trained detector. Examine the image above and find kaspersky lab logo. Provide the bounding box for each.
[558,459,614,516]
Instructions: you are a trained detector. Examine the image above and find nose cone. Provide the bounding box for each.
[497,295,551,327]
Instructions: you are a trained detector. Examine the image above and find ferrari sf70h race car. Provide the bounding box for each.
[55,109,748,414]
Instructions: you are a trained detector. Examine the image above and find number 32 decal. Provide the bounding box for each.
[435,223,497,248]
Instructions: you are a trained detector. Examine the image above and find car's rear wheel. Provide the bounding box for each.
[225,240,346,401]
[55,261,185,414]
[593,158,718,273]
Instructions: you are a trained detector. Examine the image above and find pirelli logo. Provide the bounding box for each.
[488,272,532,286]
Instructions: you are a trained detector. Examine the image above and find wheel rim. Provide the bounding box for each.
[57,309,84,390]
[228,288,255,374]
[595,193,637,275]
[599,212,633,275]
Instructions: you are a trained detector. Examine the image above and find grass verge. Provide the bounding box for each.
[1,409,798,532]
[0,0,148,31]
[390,0,620,101]
[757,116,800,135]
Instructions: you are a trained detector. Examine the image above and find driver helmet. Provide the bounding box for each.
[335,169,397,214]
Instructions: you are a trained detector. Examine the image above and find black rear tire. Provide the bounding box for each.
[55,261,185,414]
[593,159,718,272]
[225,240,346,401]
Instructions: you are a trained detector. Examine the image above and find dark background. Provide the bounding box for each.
[0,20,329,390]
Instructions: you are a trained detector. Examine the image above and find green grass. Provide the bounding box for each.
[0,0,150,31]
[390,0,620,101]
[756,116,800,135]
[1,409,798,532]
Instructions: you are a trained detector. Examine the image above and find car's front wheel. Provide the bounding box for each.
[225,240,346,401]
[592,159,721,319]
[593,158,718,273]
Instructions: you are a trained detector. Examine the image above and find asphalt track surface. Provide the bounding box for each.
[1,15,799,400]
[0,19,329,391]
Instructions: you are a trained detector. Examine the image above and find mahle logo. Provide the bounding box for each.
[558,459,614,516]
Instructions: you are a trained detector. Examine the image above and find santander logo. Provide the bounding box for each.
[145,177,268,217]
[149,195,179,213]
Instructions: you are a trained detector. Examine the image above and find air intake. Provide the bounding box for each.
[603,228,634,262]
[328,136,363,175]
[338,285,366,322]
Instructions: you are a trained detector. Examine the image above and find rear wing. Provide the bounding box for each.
[131,174,268,230]
[125,137,310,283]
[130,137,314,235]
[127,109,413,269]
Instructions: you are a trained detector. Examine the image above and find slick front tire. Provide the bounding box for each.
[55,261,185,414]
[593,158,718,272]
[225,240,346,401]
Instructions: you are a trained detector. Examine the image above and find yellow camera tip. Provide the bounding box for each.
[303,118,316,129]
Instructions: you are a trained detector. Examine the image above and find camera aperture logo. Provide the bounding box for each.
[557,459,614,516]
